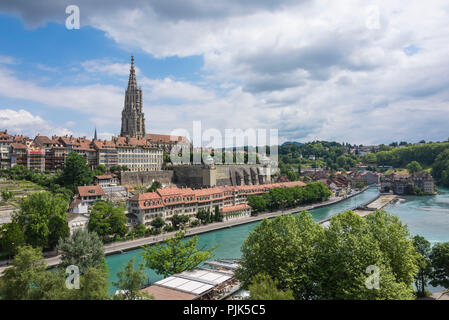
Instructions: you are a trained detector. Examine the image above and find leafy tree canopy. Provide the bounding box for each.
[249,273,294,300]
[58,152,93,191]
[141,232,217,278]
[57,229,106,274]
[113,257,153,300]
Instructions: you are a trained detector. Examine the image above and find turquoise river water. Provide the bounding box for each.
[105,187,449,293]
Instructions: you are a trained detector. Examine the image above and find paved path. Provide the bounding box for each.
[0,188,370,275]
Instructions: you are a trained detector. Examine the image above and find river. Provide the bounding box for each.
[385,187,449,245]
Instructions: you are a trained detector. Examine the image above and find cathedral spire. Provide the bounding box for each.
[93,127,97,141]
[121,55,146,139]
[128,55,137,90]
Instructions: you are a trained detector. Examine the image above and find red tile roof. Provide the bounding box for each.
[113,136,153,148]
[145,133,189,144]
[11,143,27,149]
[58,136,95,151]
[77,185,105,197]
[220,203,251,213]
[34,135,52,144]
[92,139,115,150]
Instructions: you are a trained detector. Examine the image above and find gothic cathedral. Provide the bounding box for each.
[120,56,146,139]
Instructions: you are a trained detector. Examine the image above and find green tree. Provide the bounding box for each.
[236,212,324,299]
[67,266,110,300]
[1,190,14,202]
[365,210,420,286]
[316,211,415,300]
[0,245,50,299]
[132,224,147,237]
[237,209,419,300]
[429,242,449,289]
[163,151,171,163]
[92,164,107,177]
[412,235,432,297]
[406,161,423,174]
[109,165,129,174]
[432,149,449,187]
[169,214,189,230]
[147,181,162,192]
[13,192,68,248]
[247,195,266,213]
[57,230,106,274]
[248,273,294,300]
[213,206,223,222]
[195,209,210,225]
[150,217,165,230]
[109,165,122,174]
[0,245,109,300]
[363,153,377,165]
[88,200,127,239]
[141,232,216,278]
[48,214,70,249]
[0,222,26,257]
[58,152,93,191]
[113,257,153,300]
[286,170,299,181]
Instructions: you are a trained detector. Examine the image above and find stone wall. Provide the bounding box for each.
[172,166,205,188]
[173,164,271,187]
[120,170,174,187]
[120,165,271,188]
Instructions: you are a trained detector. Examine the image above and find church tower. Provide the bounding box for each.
[120,56,146,139]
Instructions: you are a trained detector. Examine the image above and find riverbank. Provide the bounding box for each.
[0,187,370,274]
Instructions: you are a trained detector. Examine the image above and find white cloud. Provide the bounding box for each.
[2,1,449,144]
[140,77,215,102]
[0,55,18,65]
[0,66,124,121]
[0,109,72,137]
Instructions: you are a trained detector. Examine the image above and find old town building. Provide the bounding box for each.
[0,130,12,169]
[127,181,306,227]
[113,136,162,171]
[381,172,435,195]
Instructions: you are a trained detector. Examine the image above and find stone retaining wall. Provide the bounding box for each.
[120,170,174,186]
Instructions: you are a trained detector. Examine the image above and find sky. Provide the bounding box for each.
[0,0,448,146]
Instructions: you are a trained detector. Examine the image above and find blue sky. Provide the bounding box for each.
[0,1,449,145]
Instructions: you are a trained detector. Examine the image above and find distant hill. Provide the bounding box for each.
[282,141,303,146]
